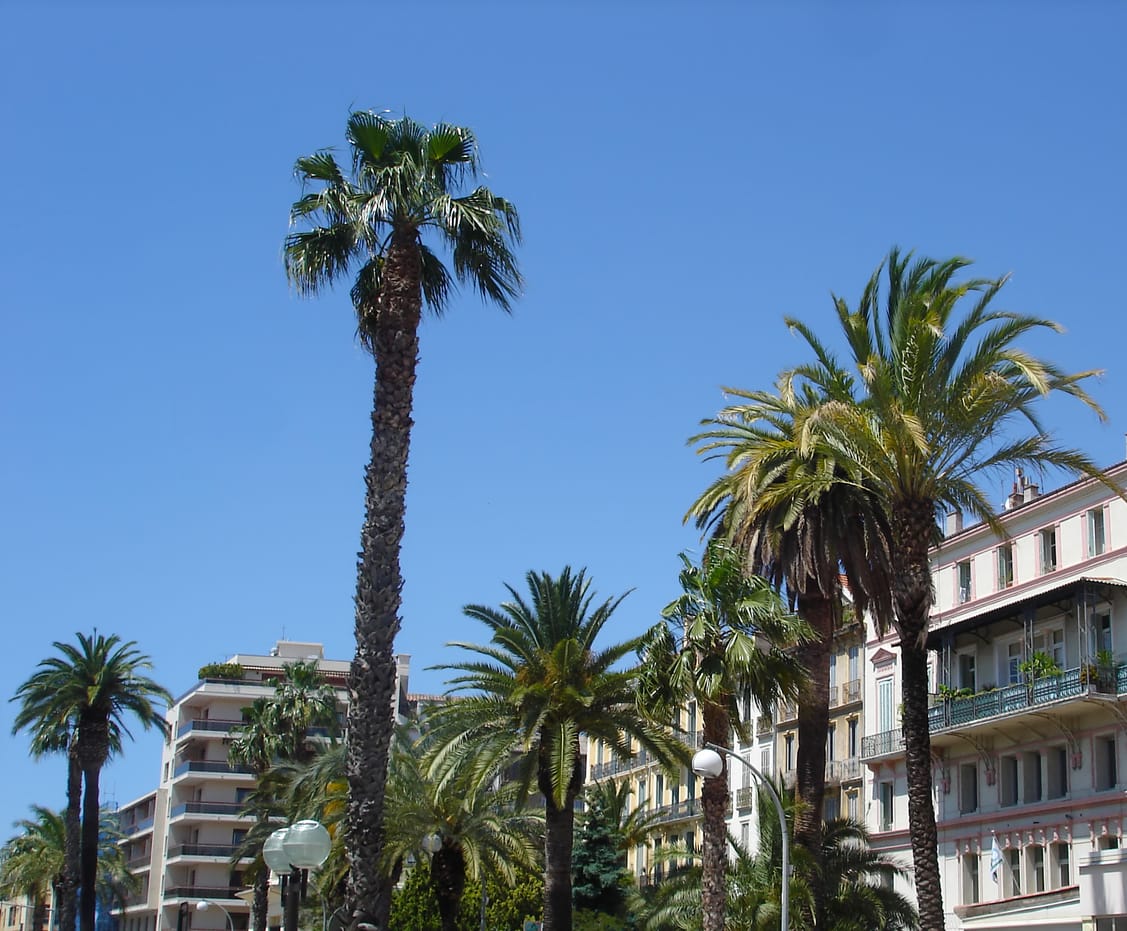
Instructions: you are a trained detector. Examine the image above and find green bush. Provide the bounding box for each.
[198,662,244,681]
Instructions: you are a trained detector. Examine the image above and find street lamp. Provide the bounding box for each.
[264,821,332,931]
[692,742,790,931]
[196,900,234,931]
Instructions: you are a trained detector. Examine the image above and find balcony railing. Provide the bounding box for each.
[842,679,862,705]
[826,757,862,782]
[778,701,798,722]
[178,719,243,737]
[756,714,773,734]
[651,799,699,824]
[126,854,152,869]
[163,886,242,901]
[173,760,256,778]
[169,801,246,818]
[861,729,904,760]
[168,844,243,859]
[121,817,154,836]
[735,786,755,810]
[929,665,1117,733]
[589,750,651,780]
[828,685,841,708]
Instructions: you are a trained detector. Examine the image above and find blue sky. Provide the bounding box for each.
[2,3,1125,831]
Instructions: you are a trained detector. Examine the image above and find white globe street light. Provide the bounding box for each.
[263,828,292,873]
[196,900,234,931]
[692,744,790,931]
[265,821,331,931]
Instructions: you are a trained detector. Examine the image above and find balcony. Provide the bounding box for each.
[827,685,841,708]
[651,799,699,824]
[589,749,652,780]
[163,886,242,902]
[167,844,244,860]
[173,760,256,780]
[169,801,246,819]
[177,719,243,738]
[735,786,755,810]
[861,729,904,761]
[929,665,1118,735]
[826,757,862,783]
[121,816,154,836]
[755,714,773,734]
[778,701,798,723]
[841,679,862,705]
[126,854,152,870]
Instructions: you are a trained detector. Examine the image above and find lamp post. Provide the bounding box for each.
[264,821,332,931]
[196,900,234,931]
[692,742,789,931]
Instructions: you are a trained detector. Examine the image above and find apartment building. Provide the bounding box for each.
[115,642,411,931]
[862,460,1127,931]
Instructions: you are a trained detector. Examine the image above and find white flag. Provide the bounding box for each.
[990,835,1004,883]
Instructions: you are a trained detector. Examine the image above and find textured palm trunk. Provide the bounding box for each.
[33,892,48,931]
[429,844,466,931]
[539,741,582,931]
[345,232,423,931]
[79,755,103,931]
[60,746,81,931]
[793,588,833,928]
[251,866,269,931]
[891,498,944,931]
[700,702,731,931]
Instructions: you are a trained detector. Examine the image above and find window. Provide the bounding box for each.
[1034,627,1066,667]
[785,734,795,772]
[827,723,836,762]
[655,774,664,806]
[824,792,840,821]
[1053,842,1071,888]
[652,837,663,882]
[637,778,648,809]
[1006,848,1022,896]
[231,828,247,845]
[959,763,978,814]
[1098,834,1120,851]
[878,678,894,732]
[997,544,1014,589]
[1095,919,1127,931]
[739,821,750,852]
[1088,508,1107,557]
[847,790,858,820]
[957,561,972,603]
[1047,746,1068,799]
[1039,527,1058,573]
[1027,845,1045,893]
[1000,755,1018,806]
[1095,735,1118,790]
[1007,642,1023,685]
[1094,612,1114,655]
[1022,751,1043,803]
[849,645,860,681]
[848,718,858,758]
[829,653,838,689]
[958,652,977,691]
[760,747,770,774]
[962,853,980,905]
[879,781,894,830]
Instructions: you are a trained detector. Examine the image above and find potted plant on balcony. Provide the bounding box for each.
[198,661,244,681]
[1020,651,1062,699]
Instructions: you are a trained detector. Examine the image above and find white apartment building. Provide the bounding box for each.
[116,642,411,931]
[862,460,1127,931]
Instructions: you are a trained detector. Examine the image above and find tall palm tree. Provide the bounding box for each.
[270,660,340,763]
[383,724,542,931]
[786,248,1117,928]
[636,542,809,931]
[427,568,683,931]
[11,634,170,931]
[687,380,894,924]
[285,110,521,931]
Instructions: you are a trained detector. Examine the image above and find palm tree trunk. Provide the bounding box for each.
[892,498,944,931]
[700,703,731,931]
[539,744,582,931]
[345,232,423,931]
[793,589,833,927]
[79,760,101,931]
[429,845,466,931]
[60,746,81,931]
[251,867,269,931]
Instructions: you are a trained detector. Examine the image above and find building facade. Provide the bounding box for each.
[115,642,410,931]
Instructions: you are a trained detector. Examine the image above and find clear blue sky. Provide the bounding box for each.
[3,3,1125,832]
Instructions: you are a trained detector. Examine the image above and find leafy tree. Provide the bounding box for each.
[428,568,683,931]
[688,379,894,922]
[389,865,543,931]
[11,634,169,931]
[637,542,809,931]
[782,248,1117,927]
[285,111,521,930]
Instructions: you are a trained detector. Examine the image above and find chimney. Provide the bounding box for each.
[1023,480,1039,503]
[945,509,964,536]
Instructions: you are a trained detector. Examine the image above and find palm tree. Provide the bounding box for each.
[383,724,541,931]
[11,634,170,931]
[270,660,340,763]
[785,247,1118,928]
[427,568,683,931]
[636,541,809,931]
[0,806,138,931]
[285,110,521,931]
[687,379,894,923]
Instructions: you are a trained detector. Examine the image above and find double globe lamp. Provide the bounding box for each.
[263,821,332,931]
